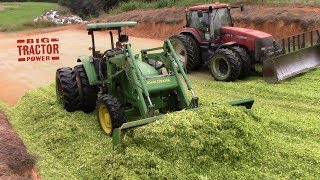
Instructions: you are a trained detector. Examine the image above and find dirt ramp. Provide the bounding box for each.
[0,112,38,179]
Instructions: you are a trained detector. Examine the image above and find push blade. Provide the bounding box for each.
[263,45,320,83]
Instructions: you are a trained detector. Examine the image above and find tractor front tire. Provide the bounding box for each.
[230,46,251,78]
[169,34,200,71]
[74,65,99,113]
[209,48,241,82]
[56,67,80,112]
[97,94,125,136]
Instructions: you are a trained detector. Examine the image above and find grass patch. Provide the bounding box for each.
[0,2,59,32]
[0,100,9,113]
[6,68,320,179]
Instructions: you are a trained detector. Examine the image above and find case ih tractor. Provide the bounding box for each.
[170,3,320,83]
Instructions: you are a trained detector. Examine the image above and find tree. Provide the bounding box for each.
[58,0,119,18]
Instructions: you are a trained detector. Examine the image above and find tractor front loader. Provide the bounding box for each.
[263,30,320,83]
[55,22,254,145]
[171,3,320,83]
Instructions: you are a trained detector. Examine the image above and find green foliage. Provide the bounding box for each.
[0,101,9,113]
[22,20,58,29]
[0,2,58,32]
[58,0,118,18]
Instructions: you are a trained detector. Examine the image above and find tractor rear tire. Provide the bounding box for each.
[97,94,125,136]
[209,48,241,82]
[185,34,203,67]
[56,67,80,112]
[230,46,251,78]
[169,34,200,71]
[74,65,99,113]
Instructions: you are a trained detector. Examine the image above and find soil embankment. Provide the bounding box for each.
[0,112,38,179]
[100,4,320,40]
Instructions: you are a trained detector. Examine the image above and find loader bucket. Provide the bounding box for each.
[263,44,320,83]
[112,97,254,147]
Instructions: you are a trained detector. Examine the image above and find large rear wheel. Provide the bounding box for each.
[230,46,251,78]
[74,65,99,113]
[56,67,80,112]
[97,94,125,136]
[209,48,241,82]
[169,34,200,71]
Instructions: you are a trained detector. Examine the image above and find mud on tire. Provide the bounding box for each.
[56,67,80,112]
[230,46,251,78]
[209,48,241,82]
[169,34,200,71]
[74,65,99,113]
[97,94,125,136]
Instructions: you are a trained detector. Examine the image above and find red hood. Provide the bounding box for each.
[221,27,272,39]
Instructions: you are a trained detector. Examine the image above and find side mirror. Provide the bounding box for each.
[240,4,244,11]
[197,10,203,18]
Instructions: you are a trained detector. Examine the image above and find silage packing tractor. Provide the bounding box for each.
[55,22,254,145]
[170,3,320,83]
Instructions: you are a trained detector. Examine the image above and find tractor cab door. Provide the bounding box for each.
[189,10,210,41]
[209,8,233,42]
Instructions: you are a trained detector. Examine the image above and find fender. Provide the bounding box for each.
[214,42,237,51]
[77,55,98,85]
[181,28,203,43]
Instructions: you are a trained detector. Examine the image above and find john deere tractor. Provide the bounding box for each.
[171,3,320,83]
[56,22,254,145]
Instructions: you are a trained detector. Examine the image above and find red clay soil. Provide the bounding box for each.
[99,4,320,40]
[0,112,39,180]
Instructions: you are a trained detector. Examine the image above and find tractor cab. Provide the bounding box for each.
[86,21,137,58]
[186,3,243,42]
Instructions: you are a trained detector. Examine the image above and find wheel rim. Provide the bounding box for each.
[171,39,187,67]
[211,55,230,79]
[98,104,112,135]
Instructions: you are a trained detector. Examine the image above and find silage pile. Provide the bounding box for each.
[106,106,265,179]
[7,85,267,179]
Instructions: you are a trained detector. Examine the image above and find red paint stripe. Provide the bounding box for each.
[51,38,59,42]
[17,39,25,43]
[18,58,25,62]
[52,56,60,60]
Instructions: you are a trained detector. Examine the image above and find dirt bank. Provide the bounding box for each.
[0,112,38,179]
[100,4,320,40]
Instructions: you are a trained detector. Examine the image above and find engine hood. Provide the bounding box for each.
[221,27,272,39]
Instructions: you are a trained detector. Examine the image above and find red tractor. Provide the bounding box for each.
[170,3,283,81]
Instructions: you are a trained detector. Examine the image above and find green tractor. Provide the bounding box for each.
[56,21,254,145]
